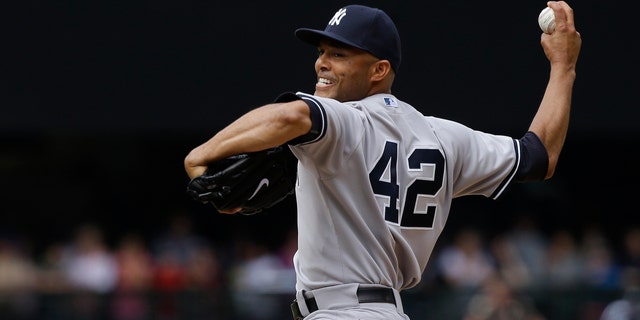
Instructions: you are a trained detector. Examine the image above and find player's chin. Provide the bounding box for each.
[314,87,335,98]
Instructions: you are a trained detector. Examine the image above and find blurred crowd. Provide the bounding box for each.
[0,213,298,320]
[1,212,640,320]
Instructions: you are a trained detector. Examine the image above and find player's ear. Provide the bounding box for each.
[370,60,391,82]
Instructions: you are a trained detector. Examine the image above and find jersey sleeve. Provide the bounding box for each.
[428,117,519,199]
[287,92,367,178]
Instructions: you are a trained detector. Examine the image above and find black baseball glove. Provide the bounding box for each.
[186,145,298,215]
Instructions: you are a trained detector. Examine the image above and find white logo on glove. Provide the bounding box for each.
[248,178,269,200]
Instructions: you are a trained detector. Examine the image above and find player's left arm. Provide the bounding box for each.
[184,99,311,179]
[526,1,581,180]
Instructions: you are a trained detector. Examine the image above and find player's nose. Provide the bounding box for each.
[315,54,330,73]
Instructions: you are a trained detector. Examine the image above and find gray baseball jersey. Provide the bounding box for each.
[288,92,519,292]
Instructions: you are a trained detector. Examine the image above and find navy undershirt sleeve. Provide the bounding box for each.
[515,131,549,182]
[273,92,323,145]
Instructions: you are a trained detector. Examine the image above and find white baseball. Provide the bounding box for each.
[538,7,556,34]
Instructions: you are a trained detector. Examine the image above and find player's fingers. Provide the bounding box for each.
[549,1,576,32]
[219,208,242,214]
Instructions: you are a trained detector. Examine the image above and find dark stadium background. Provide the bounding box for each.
[3,0,636,261]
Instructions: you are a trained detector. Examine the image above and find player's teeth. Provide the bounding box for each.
[319,78,332,84]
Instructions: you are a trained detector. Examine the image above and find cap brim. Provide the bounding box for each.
[295,28,364,52]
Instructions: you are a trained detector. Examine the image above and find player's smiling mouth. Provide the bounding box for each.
[317,77,334,86]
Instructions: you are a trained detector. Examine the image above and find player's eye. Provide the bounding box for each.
[316,47,344,59]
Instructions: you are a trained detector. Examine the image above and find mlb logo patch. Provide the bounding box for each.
[383,97,398,107]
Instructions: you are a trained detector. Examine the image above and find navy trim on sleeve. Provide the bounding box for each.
[515,131,549,182]
[274,92,327,146]
[489,138,520,199]
[273,91,300,103]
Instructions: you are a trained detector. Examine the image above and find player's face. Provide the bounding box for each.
[314,40,380,102]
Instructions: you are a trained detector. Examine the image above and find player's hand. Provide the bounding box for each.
[541,1,581,68]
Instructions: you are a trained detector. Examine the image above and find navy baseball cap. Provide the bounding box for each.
[295,5,401,72]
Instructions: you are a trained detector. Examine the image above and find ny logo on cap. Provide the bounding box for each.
[328,8,347,26]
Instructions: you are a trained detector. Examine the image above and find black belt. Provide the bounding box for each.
[291,287,396,320]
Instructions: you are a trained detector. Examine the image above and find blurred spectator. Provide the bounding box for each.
[150,213,211,319]
[183,245,222,291]
[580,227,620,289]
[600,268,640,320]
[230,234,297,320]
[38,242,72,293]
[436,228,496,289]
[620,227,640,273]
[110,233,154,320]
[114,234,154,291]
[504,214,548,286]
[59,223,117,319]
[0,237,38,319]
[575,229,621,320]
[151,214,209,267]
[60,224,118,293]
[152,248,186,294]
[36,242,74,319]
[464,274,546,320]
[180,245,225,320]
[597,227,640,320]
[541,229,583,288]
[152,247,185,320]
[491,235,533,289]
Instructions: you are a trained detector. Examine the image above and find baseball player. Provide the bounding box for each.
[184,2,581,319]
